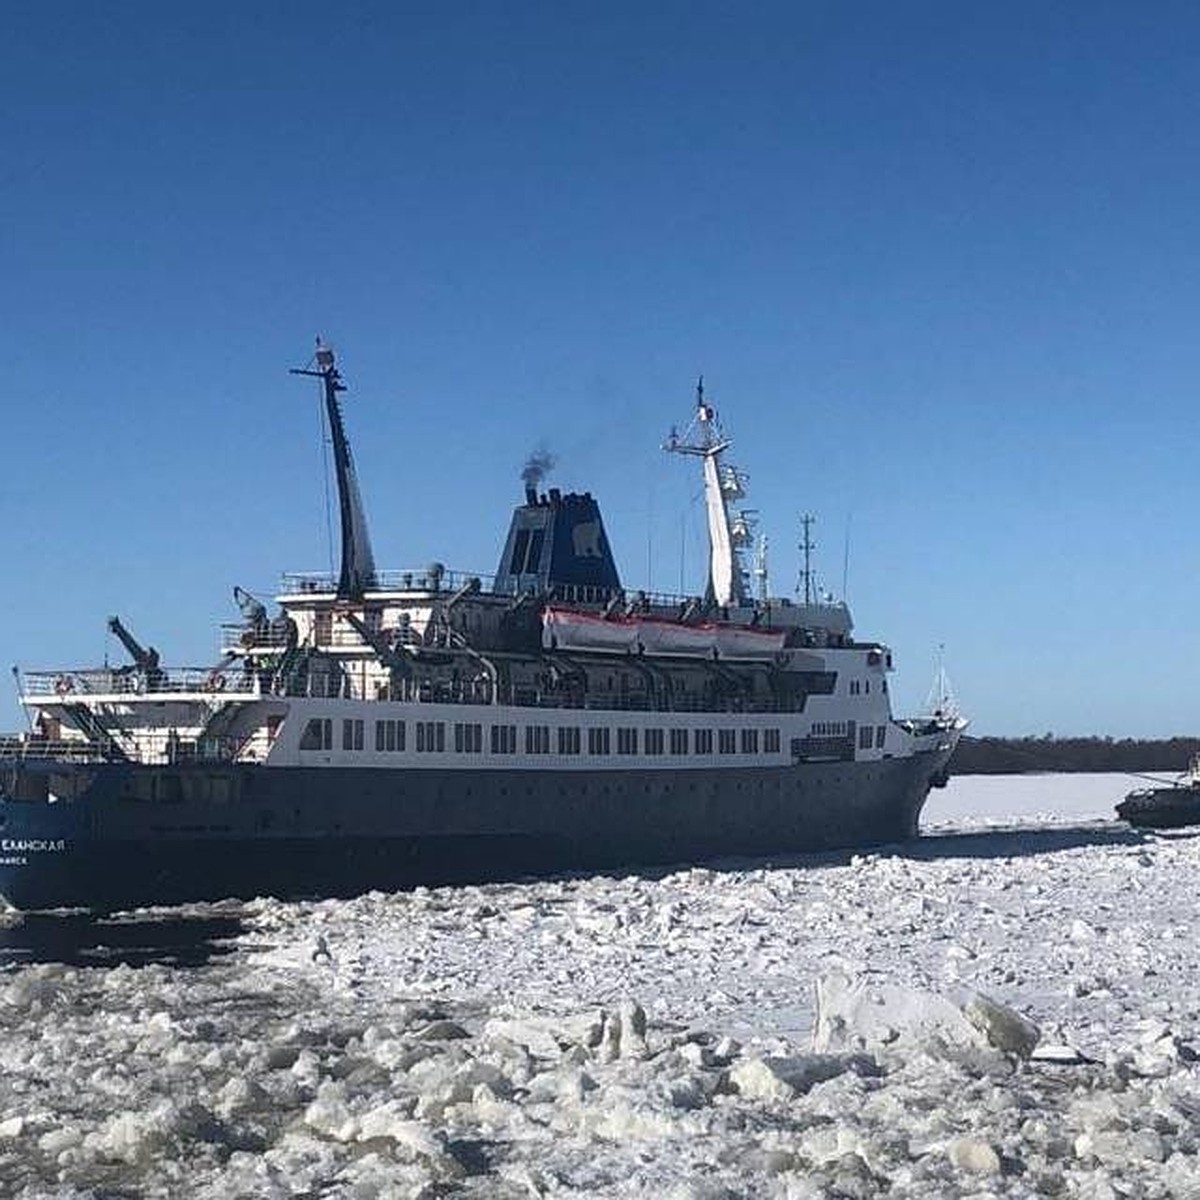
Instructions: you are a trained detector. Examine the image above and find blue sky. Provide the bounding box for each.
[4,1,1200,736]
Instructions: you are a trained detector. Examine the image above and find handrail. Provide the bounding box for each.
[0,737,116,763]
[20,669,261,698]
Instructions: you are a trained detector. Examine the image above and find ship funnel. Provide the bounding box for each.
[493,487,621,599]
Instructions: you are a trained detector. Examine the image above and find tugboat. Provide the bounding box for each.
[1116,756,1200,828]
[0,343,965,911]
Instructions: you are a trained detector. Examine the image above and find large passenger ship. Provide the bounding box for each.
[0,344,963,911]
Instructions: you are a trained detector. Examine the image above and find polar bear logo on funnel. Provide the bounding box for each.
[572,519,604,558]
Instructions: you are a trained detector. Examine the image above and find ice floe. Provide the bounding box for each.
[1,773,1200,1196]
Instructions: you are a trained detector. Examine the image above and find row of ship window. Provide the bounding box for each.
[300,717,786,757]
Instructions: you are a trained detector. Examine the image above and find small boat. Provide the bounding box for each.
[1116,756,1200,828]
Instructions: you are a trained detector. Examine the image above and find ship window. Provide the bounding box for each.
[314,611,333,646]
[859,725,873,750]
[417,721,446,752]
[695,729,713,755]
[718,729,736,755]
[764,729,781,754]
[455,722,483,753]
[876,725,887,749]
[525,725,550,754]
[300,718,332,751]
[670,728,689,755]
[587,727,611,755]
[644,728,664,756]
[741,729,759,755]
[490,723,517,754]
[557,726,581,755]
[376,719,405,752]
[510,529,531,575]
[342,719,364,751]
[617,727,638,755]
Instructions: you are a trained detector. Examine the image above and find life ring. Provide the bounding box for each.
[54,675,74,696]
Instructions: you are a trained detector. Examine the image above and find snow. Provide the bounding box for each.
[3,772,1200,1197]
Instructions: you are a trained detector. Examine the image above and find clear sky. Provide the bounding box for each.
[4,1,1200,737]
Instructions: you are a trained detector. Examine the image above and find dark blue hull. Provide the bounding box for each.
[0,752,952,910]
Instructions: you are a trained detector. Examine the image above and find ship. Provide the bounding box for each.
[1116,757,1200,828]
[0,343,965,912]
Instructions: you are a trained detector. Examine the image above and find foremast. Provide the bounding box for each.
[664,380,754,608]
[291,340,378,600]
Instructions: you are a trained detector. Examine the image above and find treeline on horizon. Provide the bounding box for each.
[952,735,1200,776]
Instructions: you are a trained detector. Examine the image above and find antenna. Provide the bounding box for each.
[754,534,769,602]
[842,513,852,603]
[797,513,816,605]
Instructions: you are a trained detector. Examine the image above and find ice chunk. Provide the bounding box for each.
[814,972,1039,1062]
[948,1137,1001,1174]
[728,1053,860,1101]
[962,992,1040,1059]
[596,1001,650,1062]
[813,972,979,1053]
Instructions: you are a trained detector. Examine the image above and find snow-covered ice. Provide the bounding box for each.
[3,772,1200,1197]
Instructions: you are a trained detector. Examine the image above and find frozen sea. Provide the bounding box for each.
[3,772,1200,1198]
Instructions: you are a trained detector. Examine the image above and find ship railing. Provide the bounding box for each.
[220,623,295,652]
[280,568,497,596]
[0,736,117,763]
[20,669,263,698]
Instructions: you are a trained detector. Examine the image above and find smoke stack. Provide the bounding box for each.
[520,447,555,505]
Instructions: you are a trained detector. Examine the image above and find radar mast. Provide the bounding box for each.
[663,379,752,608]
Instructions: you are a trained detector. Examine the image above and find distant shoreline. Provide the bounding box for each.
[951,735,1198,776]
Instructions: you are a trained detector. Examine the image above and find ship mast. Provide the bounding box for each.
[664,378,750,608]
[292,340,378,600]
[797,513,816,605]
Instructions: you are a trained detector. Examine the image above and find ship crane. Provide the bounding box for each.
[106,616,163,687]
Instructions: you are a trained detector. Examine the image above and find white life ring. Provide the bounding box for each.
[54,675,74,696]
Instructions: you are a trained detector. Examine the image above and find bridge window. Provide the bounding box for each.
[617,727,638,755]
[740,729,759,754]
[525,725,550,754]
[718,729,736,755]
[694,729,714,754]
[342,719,364,751]
[876,725,887,749]
[587,727,611,755]
[670,728,689,755]
[644,728,664,756]
[764,729,781,754]
[859,725,874,750]
[557,726,581,755]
